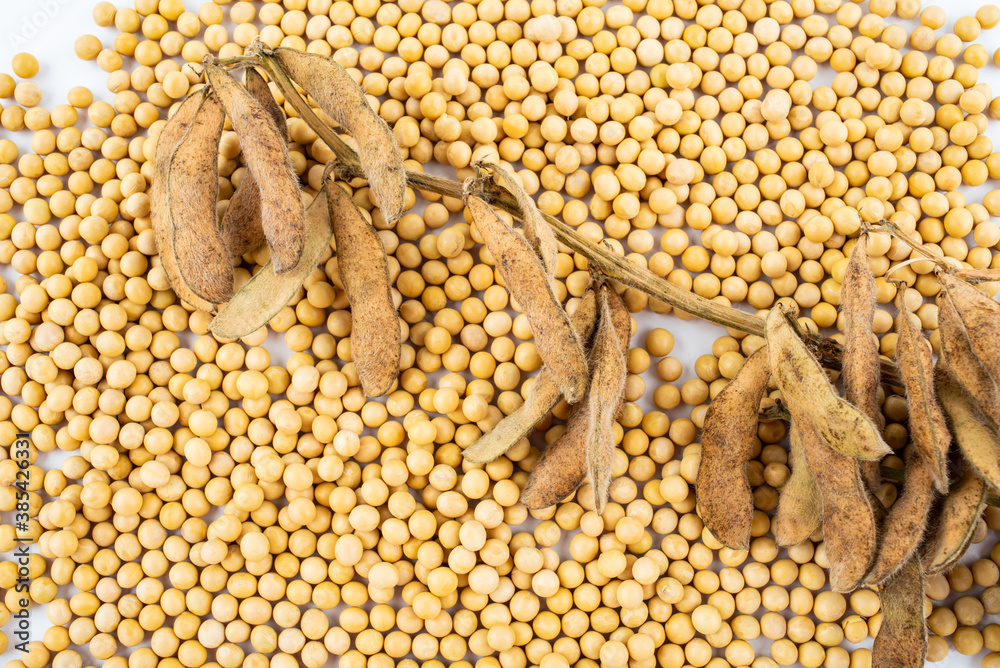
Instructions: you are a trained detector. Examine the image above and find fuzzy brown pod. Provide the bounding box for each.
[841,236,884,492]
[477,161,559,287]
[220,68,290,259]
[894,288,951,493]
[773,424,823,548]
[206,63,304,274]
[922,468,987,575]
[791,406,877,593]
[271,47,405,223]
[695,346,770,550]
[522,285,630,510]
[585,285,631,514]
[150,90,217,314]
[210,188,333,340]
[840,236,884,493]
[936,286,1000,426]
[466,194,589,404]
[327,181,401,398]
[766,305,891,461]
[871,557,927,668]
[938,271,1000,385]
[166,90,233,304]
[462,288,598,464]
[937,368,1000,490]
[864,450,936,586]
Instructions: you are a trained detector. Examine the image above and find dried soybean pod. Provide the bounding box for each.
[895,288,951,493]
[327,181,401,398]
[841,235,883,428]
[271,47,405,223]
[793,407,877,593]
[587,284,630,514]
[210,189,333,339]
[480,161,559,285]
[773,425,823,547]
[206,63,304,274]
[695,345,770,550]
[922,469,987,574]
[937,369,1000,490]
[938,272,1000,384]
[522,285,631,509]
[220,68,288,259]
[766,305,892,461]
[167,91,233,304]
[840,235,884,491]
[864,451,936,586]
[871,557,928,668]
[150,91,216,313]
[244,68,288,143]
[462,288,598,464]
[467,195,588,403]
[936,288,1000,425]
[222,170,264,258]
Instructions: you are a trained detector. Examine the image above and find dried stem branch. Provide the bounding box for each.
[239,50,904,386]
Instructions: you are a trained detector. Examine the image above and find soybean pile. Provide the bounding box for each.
[4,1,1000,668]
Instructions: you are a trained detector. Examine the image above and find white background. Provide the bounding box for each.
[0,0,998,667]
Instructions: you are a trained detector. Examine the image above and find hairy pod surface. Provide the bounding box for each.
[166,91,233,304]
[150,90,217,313]
[273,47,406,223]
[865,450,936,586]
[773,424,823,548]
[327,181,401,398]
[466,195,588,404]
[871,557,928,668]
[462,288,598,464]
[922,469,987,575]
[206,63,304,273]
[210,189,333,340]
[792,407,877,593]
[522,284,630,510]
[766,306,891,461]
[220,67,290,259]
[696,345,770,550]
[895,288,951,492]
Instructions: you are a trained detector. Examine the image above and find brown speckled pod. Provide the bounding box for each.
[695,345,770,550]
[273,47,406,223]
[937,368,1000,490]
[865,449,936,586]
[522,284,630,510]
[210,188,333,340]
[922,468,987,575]
[766,305,891,462]
[479,161,559,288]
[895,288,951,493]
[462,287,598,464]
[467,194,588,404]
[151,90,217,313]
[166,90,233,304]
[221,68,290,259]
[871,557,927,668]
[773,424,823,548]
[840,235,884,493]
[792,406,876,593]
[938,272,1000,385]
[206,63,304,273]
[936,286,1000,425]
[327,181,401,398]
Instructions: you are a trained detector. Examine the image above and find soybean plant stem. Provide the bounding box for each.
[257,53,905,386]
